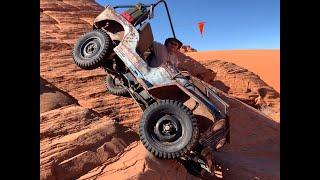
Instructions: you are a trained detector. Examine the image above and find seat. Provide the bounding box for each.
[136,22,154,61]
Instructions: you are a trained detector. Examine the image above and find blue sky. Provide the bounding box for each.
[95,0,279,51]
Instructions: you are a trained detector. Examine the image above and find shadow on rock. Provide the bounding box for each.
[211,90,280,180]
[177,52,218,85]
[40,76,79,113]
[211,80,231,94]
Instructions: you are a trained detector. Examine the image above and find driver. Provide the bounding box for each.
[149,37,194,89]
[148,37,182,69]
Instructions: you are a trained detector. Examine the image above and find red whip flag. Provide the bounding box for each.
[197,21,205,37]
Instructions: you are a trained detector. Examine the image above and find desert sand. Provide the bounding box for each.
[186,50,280,93]
[40,0,280,179]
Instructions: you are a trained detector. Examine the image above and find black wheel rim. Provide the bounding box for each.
[152,115,182,143]
[113,76,124,88]
[108,74,126,89]
[80,37,101,59]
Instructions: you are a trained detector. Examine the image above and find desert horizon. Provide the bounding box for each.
[186,49,280,92]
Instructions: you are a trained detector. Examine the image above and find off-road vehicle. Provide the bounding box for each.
[73,0,230,177]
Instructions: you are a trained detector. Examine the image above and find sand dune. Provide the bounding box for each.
[186,50,280,92]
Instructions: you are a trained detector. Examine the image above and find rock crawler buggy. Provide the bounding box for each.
[72,0,230,177]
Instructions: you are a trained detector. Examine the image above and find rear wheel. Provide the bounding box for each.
[139,100,199,159]
[73,29,112,70]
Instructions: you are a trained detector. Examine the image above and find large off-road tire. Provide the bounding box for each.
[73,29,112,70]
[139,100,199,159]
[105,74,129,96]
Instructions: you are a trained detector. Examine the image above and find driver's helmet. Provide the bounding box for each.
[165,37,183,49]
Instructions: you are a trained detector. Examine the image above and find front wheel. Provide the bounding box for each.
[105,74,129,96]
[139,100,199,159]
